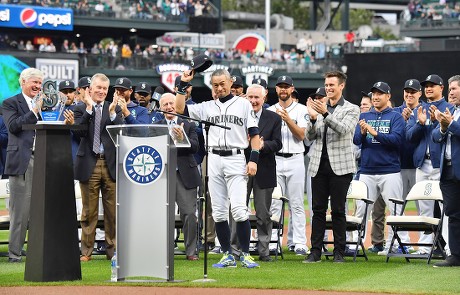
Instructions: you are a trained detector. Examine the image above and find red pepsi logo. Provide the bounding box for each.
[20,8,38,28]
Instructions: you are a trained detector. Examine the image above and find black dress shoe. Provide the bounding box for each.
[303,253,321,263]
[8,257,21,263]
[259,255,273,262]
[333,252,345,263]
[433,255,460,267]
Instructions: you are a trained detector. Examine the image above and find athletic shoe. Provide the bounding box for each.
[412,249,430,255]
[288,245,295,252]
[378,246,410,256]
[368,244,384,253]
[209,246,222,254]
[240,253,260,268]
[212,252,237,268]
[295,248,308,256]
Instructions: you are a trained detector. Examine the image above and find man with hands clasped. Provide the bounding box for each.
[304,71,359,263]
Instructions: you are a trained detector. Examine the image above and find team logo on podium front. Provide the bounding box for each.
[124,145,164,185]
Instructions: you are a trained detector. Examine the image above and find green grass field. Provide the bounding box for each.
[0,244,459,294]
[0,197,456,294]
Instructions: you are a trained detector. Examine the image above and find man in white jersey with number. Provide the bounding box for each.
[268,75,309,255]
[176,67,261,269]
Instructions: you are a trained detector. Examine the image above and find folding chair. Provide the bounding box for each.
[386,180,446,264]
[323,180,373,261]
[248,185,288,260]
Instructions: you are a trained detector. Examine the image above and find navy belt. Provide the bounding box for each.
[276,152,300,158]
[211,149,241,156]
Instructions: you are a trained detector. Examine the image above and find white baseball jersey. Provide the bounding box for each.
[187,96,257,149]
[268,102,308,153]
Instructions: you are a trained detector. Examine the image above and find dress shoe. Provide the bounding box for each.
[433,255,460,267]
[333,252,345,263]
[303,253,321,263]
[8,257,21,263]
[80,255,92,262]
[259,255,273,262]
[186,255,199,261]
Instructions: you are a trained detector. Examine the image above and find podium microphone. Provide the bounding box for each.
[148,86,164,112]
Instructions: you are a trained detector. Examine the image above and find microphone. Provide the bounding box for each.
[151,86,164,102]
[148,86,164,112]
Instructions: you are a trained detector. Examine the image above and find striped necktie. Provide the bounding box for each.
[93,104,102,154]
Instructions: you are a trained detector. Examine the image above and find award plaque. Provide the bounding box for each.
[35,80,67,124]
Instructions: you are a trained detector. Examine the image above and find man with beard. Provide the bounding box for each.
[268,75,309,256]
[113,77,149,124]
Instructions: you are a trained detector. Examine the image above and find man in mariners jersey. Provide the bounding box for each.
[268,75,309,256]
[113,77,149,124]
[175,68,261,269]
[353,81,411,255]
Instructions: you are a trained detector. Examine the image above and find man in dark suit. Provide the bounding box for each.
[159,93,202,260]
[73,73,123,262]
[245,84,282,261]
[2,68,44,262]
[432,74,460,267]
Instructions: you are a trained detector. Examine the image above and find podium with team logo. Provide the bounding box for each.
[107,124,180,282]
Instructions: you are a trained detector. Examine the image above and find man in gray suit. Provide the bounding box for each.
[3,68,44,262]
[303,71,360,263]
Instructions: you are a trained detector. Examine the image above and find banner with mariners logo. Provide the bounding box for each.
[0,4,73,31]
[156,63,190,92]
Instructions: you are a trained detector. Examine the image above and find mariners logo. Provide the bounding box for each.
[20,8,38,28]
[124,145,164,185]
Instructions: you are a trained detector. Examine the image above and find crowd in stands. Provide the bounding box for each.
[406,0,460,24]
[1,0,216,22]
[0,34,345,73]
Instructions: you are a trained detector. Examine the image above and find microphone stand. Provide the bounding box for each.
[157,109,229,282]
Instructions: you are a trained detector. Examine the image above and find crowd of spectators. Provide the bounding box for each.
[405,0,460,25]
[1,0,216,22]
[0,34,348,73]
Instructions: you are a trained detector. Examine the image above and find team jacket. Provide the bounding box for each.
[125,101,149,124]
[353,107,404,175]
[393,102,420,169]
[406,98,452,168]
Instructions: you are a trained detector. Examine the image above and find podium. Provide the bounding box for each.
[107,124,178,282]
[23,124,83,282]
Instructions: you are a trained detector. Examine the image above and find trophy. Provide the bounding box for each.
[35,80,67,124]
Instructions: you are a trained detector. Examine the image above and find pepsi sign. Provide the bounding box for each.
[0,4,73,31]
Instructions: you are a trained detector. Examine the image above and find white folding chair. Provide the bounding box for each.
[386,180,446,264]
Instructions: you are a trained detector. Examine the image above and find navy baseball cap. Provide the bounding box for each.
[371,81,391,94]
[114,77,132,90]
[175,75,192,88]
[78,76,91,88]
[231,76,244,88]
[276,75,294,86]
[421,74,443,86]
[404,79,422,91]
[361,91,372,98]
[190,54,213,73]
[308,87,326,99]
[135,82,151,94]
[59,80,76,91]
[252,78,267,89]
